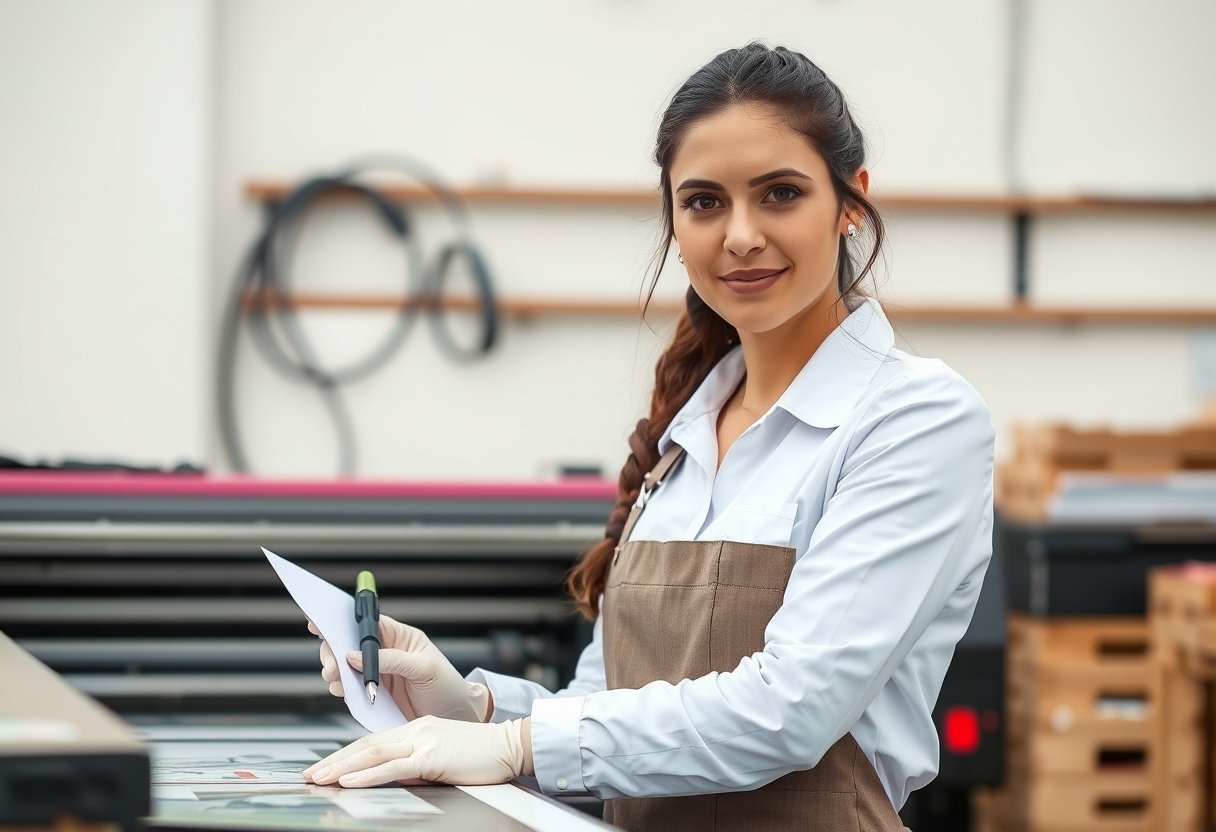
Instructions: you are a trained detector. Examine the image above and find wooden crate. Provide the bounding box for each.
[1012,423,1216,471]
[1008,614,1150,665]
[1008,615,1154,733]
[1003,614,1159,830]
[996,459,1054,522]
[1010,724,1155,776]
[996,421,1216,521]
[1006,666,1153,733]
[1149,566,1216,832]
[1154,658,1209,832]
[1001,771,1153,831]
[1152,565,1216,675]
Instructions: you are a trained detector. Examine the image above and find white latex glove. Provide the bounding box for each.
[302,715,533,788]
[309,615,491,722]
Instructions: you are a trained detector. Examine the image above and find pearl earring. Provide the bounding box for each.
[677,252,685,264]
[846,223,858,239]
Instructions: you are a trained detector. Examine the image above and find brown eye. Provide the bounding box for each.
[683,194,720,212]
[765,185,803,204]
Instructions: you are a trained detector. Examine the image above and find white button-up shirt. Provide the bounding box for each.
[468,297,996,810]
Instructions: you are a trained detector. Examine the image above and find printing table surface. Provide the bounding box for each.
[133,714,612,832]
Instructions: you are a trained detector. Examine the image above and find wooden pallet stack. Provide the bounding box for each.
[996,422,1216,522]
[977,420,1216,831]
[1150,564,1216,832]
[976,613,1158,831]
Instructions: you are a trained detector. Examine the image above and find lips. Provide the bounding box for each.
[720,268,787,282]
[720,267,787,295]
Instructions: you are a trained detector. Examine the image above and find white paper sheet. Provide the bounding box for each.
[262,547,407,733]
[156,782,442,817]
[151,741,332,784]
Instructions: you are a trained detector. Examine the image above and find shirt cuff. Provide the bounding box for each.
[530,694,589,796]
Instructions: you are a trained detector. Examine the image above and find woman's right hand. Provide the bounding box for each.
[309,615,492,722]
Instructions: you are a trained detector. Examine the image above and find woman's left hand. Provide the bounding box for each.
[303,715,533,788]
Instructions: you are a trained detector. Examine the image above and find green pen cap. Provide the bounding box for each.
[356,570,377,594]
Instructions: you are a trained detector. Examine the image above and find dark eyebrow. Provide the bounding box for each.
[675,167,812,192]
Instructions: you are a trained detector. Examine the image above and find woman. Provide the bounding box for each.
[304,42,994,831]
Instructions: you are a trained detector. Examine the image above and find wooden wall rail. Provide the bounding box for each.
[245,180,1216,214]
[241,180,1216,324]
[241,293,1216,324]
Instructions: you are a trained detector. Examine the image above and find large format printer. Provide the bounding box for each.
[0,470,614,710]
[0,467,1007,828]
[0,468,618,829]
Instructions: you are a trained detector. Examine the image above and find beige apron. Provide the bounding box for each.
[600,444,908,832]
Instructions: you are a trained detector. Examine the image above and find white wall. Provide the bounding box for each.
[0,0,212,466]
[2,0,1214,477]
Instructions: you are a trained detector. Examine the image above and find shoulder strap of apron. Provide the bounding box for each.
[617,443,687,549]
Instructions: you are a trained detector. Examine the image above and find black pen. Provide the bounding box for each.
[355,570,380,704]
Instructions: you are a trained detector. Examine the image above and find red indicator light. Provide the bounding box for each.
[943,706,980,754]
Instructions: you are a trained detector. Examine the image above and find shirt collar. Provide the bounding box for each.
[778,296,894,428]
[657,297,894,452]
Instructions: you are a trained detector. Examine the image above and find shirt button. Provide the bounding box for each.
[555,777,569,791]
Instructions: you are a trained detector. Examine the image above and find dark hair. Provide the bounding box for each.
[566,42,887,619]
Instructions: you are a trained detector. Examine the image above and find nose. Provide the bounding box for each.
[723,206,764,257]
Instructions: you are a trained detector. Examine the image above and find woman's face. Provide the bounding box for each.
[669,102,866,338]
